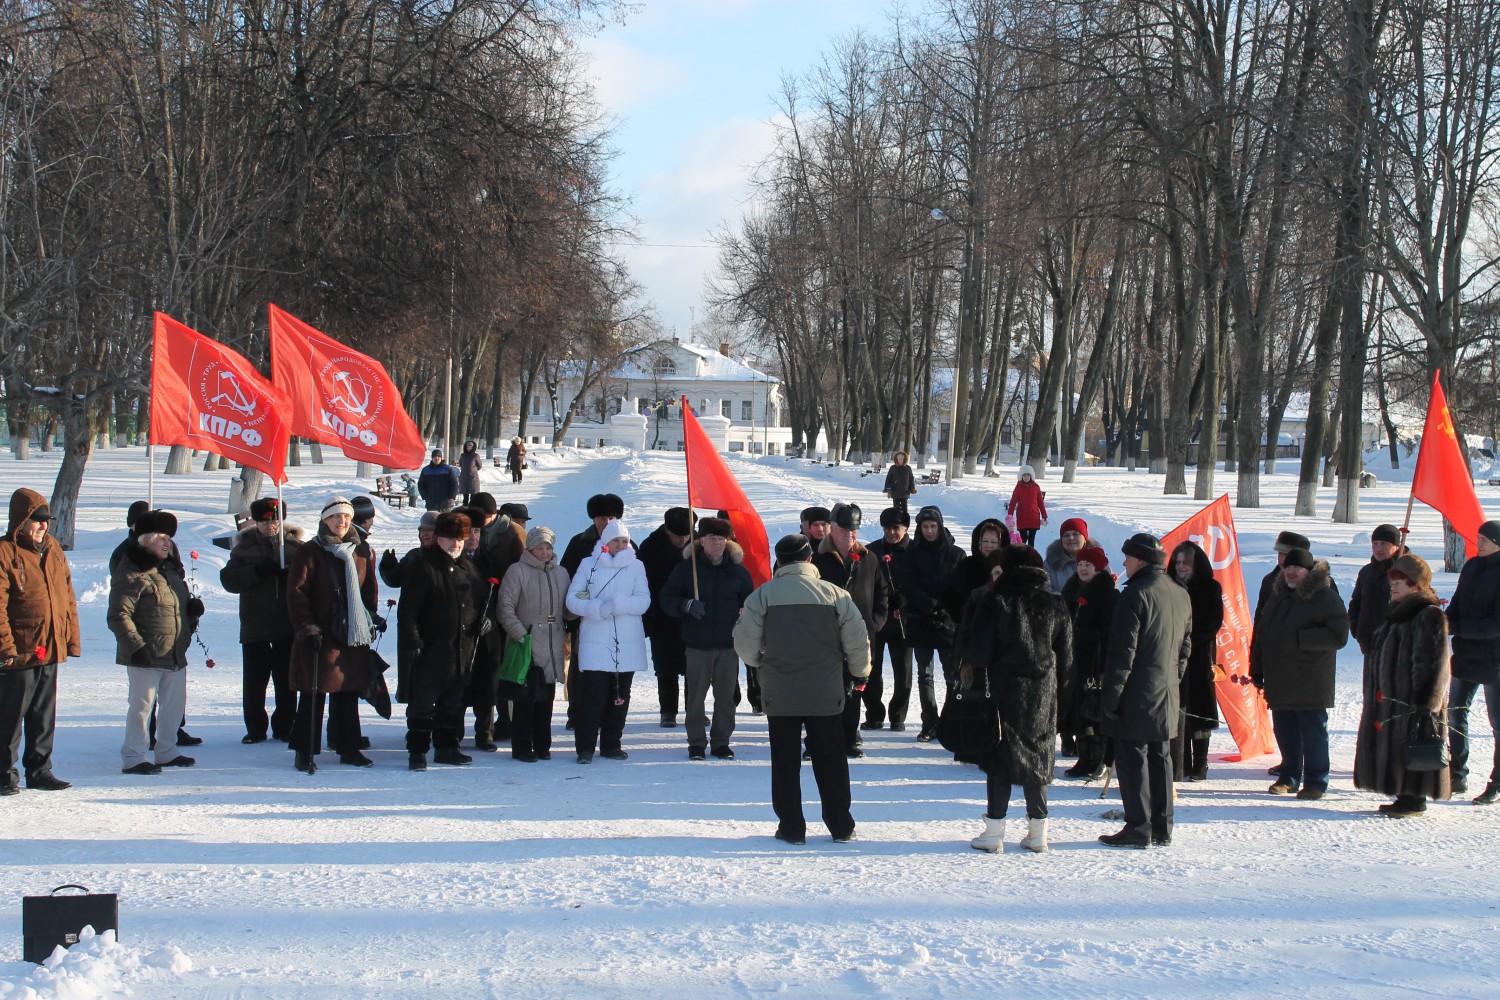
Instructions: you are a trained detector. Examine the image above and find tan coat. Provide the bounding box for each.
[287,526,378,693]
[497,548,576,684]
[106,543,196,668]
[0,489,81,668]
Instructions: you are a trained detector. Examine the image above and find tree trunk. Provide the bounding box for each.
[164,444,193,475]
[310,442,324,464]
[47,407,97,551]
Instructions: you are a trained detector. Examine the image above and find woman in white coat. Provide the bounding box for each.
[565,520,651,763]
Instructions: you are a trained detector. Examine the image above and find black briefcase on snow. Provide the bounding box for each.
[22,884,119,963]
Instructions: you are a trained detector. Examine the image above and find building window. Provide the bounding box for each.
[751,441,763,455]
[531,395,541,416]
[938,421,950,450]
[700,399,709,416]
[721,399,732,419]
[742,400,753,421]
[1001,422,1013,446]
[654,357,676,375]
[729,441,744,452]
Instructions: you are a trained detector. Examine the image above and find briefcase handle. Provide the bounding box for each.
[49,884,92,895]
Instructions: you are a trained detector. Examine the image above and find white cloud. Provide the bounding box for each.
[579,38,688,113]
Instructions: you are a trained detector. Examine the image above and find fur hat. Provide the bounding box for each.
[470,492,498,517]
[1282,547,1316,570]
[1019,465,1036,480]
[831,503,862,531]
[587,493,625,520]
[664,506,696,537]
[526,525,555,550]
[600,520,631,546]
[1480,521,1500,546]
[500,502,530,523]
[321,496,354,520]
[1121,532,1165,565]
[1059,517,1088,538]
[775,533,813,564]
[250,497,285,523]
[800,506,832,526]
[879,507,910,529]
[434,511,472,540]
[1000,544,1044,572]
[419,511,439,531]
[1076,544,1110,573]
[698,517,734,540]
[1274,530,1312,553]
[1388,553,1433,591]
[135,509,178,538]
[351,495,376,523]
[126,500,152,528]
[1372,524,1402,546]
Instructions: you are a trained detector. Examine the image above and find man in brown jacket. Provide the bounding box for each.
[0,488,81,794]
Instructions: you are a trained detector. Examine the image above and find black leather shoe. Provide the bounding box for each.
[889,721,906,732]
[600,749,629,760]
[711,746,735,760]
[160,755,195,768]
[513,752,538,763]
[846,747,866,759]
[689,746,707,761]
[0,783,18,796]
[294,753,317,774]
[176,729,203,747]
[1098,829,1150,849]
[338,751,374,767]
[433,748,472,765]
[1152,834,1172,847]
[1476,783,1500,806]
[242,734,267,745]
[774,828,806,845]
[26,771,71,791]
[474,734,498,752]
[123,762,162,775]
[408,753,427,771]
[537,751,552,761]
[859,720,883,731]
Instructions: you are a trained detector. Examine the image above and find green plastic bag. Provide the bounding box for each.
[497,633,533,685]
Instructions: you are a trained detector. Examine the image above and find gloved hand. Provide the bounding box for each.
[853,682,867,693]
[372,613,388,635]
[129,646,151,666]
[187,597,205,618]
[301,628,323,652]
[598,599,614,618]
[255,561,279,578]
[472,617,494,637]
[1251,675,1265,691]
[683,599,707,619]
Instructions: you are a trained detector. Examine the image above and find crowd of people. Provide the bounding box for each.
[2,462,1497,851]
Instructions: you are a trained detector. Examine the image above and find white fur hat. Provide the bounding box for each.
[600,520,631,545]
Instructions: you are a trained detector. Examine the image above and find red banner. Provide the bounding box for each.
[1411,369,1486,558]
[268,304,428,469]
[681,396,772,587]
[150,313,291,483]
[1161,495,1276,760]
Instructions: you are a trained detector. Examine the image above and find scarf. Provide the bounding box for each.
[319,527,372,647]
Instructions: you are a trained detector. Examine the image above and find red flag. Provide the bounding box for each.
[1411,369,1486,558]
[268,304,428,469]
[150,313,291,484]
[1161,495,1276,760]
[681,396,771,586]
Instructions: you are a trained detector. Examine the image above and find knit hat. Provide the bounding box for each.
[250,497,286,523]
[126,500,151,528]
[1000,544,1044,572]
[135,509,178,538]
[1282,547,1315,570]
[831,503,862,531]
[698,517,734,540]
[1274,530,1312,553]
[322,496,354,520]
[1371,524,1402,545]
[434,511,471,540]
[587,493,625,519]
[419,511,440,531]
[351,495,376,523]
[470,492,498,517]
[879,507,910,529]
[526,525,556,550]
[1480,521,1500,546]
[1121,532,1166,565]
[1076,544,1110,573]
[915,505,943,526]
[800,506,832,526]
[1059,517,1088,538]
[775,533,813,564]
[1388,553,1433,591]
[500,502,530,523]
[600,520,631,545]
[664,507,696,536]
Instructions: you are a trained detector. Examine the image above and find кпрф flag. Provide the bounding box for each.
[150,312,291,483]
[1410,369,1487,558]
[268,304,427,470]
[681,396,771,587]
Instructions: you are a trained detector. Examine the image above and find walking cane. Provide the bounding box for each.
[467,577,499,677]
[1099,765,1114,799]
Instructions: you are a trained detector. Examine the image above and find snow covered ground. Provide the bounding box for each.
[2,443,1497,998]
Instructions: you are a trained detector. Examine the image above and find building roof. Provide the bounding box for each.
[615,342,778,384]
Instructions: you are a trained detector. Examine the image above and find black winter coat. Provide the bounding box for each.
[1348,555,1396,656]
[1101,564,1192,742]
[1446,549,1500,684]
[397,546,484,692]
[883,463,917,499]
[1061,570,1119,736]
[962,566,1073,786]
[639,524,691,640]
[1249,561,1349,710]
[660,540,755,650]
[1355,592,1452,800]
[220,525,303,643]
[1178,575,1224,731]
[866,536,910,640]
[893,516,964,648]
[812,536,889,635]
[379,545,424,589]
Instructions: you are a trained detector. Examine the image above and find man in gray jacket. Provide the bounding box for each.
[734,534,871,844]
[1099,533,1192,848]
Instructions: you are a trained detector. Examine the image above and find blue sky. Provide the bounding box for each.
[579,1,890,341]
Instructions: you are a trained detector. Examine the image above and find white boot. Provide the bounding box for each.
[969,815,1005,853]
[1019,817,1049,853]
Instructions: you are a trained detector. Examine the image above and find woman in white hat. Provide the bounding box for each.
[565,521,650,763]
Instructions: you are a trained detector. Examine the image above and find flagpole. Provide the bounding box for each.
[277,480,286,569]
[148,442,155,508]
[682,396,700,600]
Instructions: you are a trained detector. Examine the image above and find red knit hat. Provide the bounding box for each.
[1076,544,1109,572]
[1059,517,1088,538]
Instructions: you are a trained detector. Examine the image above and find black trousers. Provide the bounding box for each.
[406,680,469,752]
[468,631,510,740]
[842,684,863,749]
[1114,738,1173,840]
[290,691,361,755]
[651,635,686,719]
[0,663,57,783]
[767,713,853,838]
[510,669,556,758]
[986,772,1048,819]
[574,671,633,755]
[1018,528,1038,545]
[242,640,294,740]
[865,634,912,725]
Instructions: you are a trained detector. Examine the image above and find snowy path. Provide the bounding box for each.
[1,446,1497,998]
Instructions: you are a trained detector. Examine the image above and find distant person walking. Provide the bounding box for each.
[506,437,527,484]
[882,451,917,519]
[458,440,483,507]
[418,450,460,512]
[1006,466,1047,547]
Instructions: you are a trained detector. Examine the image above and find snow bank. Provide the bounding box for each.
[0,928,191,999]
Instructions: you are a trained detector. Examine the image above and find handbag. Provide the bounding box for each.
[1404,712,1449,772]
[362,650,394,719]
[497,633,533,686]
[938,664,1001,758]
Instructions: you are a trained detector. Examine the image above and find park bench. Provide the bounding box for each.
[918,470,942,485]
[375,475,409,508]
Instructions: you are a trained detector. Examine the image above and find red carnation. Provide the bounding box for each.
[849,553,860,563]
[1374,721,1384,731]
[1077,598,1088,608]
[1376,690,1384,703]
[34,645,47,660]
[190,550,200,560]
[882,554,891,563]
[488,577,501,585]
[205,658,216,669]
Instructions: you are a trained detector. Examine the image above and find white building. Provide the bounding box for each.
[531,340,804,455]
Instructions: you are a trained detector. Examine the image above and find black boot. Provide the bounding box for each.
[295,752,317,774]
[1188,737,1210,781]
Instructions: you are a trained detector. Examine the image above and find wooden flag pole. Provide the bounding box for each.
[682,396,700,601]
